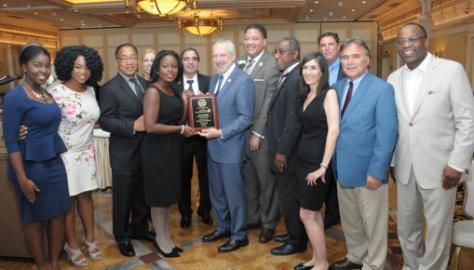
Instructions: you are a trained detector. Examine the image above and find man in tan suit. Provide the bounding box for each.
[388,23,474,270]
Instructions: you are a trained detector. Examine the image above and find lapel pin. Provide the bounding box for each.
[427,90,434,95]
[258,62,263,67]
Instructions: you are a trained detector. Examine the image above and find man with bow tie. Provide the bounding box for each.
[176,48,212,229]
[388,23,474,270]
[199,39,255,253]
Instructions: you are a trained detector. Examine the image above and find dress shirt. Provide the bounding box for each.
[118,71,143,96]
[214,64,236,94]
[403,53,432,115]
[329,58,341,86]
[244,50,264,75]
[279,62,299,87]
[340,70,368,111]
[183,73,202,94]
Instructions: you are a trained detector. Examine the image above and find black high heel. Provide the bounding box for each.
[156,245,180,258]
[173,246,184,253]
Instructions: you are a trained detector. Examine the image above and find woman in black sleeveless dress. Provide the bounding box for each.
[293,52,340,270]
[142,50,195,257]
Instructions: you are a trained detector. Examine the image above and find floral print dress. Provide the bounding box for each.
[47,84,100,196]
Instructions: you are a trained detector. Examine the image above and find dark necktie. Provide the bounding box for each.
[129,77,144,97]
[278,73,288,87]
[215,75,224,95]
[186,80,194,91]
[341,81,353,116]
[244,58,254,74]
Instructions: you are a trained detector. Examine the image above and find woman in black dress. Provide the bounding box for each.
[142,50,195,258]
[293,52,339,270]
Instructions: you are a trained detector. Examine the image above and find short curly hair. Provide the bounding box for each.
[55,45,103,86]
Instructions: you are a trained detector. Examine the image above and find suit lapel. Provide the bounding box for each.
[117,74,141,105]
[197,74,208,93]
[249,51,269,78]
[410,57,436,119]
[342,74,371,120]
[216,66,238,98]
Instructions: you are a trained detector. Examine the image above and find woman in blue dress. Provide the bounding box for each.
[2,45,70,270]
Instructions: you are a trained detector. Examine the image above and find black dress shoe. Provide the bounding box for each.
[258,228,275,244]
[199,212,213,225]
[131,230,156,242]
[329,258,362,270]
[173,246,184,253]
[217,238,249,253]
[156,245,180,258]
[117,240,135,257]
[202,230,230,242]
[271,243,306,256]
[294,262,314,270]
[324,217,340,230]
[180,215,192,228]
[273,233,290,243]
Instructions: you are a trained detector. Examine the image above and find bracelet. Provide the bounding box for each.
[180,125,185,134]
[320,163,328,169]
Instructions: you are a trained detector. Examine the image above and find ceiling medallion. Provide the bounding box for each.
[178,15,223,36]
[128,0,196,17]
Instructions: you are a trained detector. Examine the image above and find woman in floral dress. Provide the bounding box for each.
[48,45,103,267]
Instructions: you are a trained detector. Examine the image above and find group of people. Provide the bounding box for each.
[2,20,473,270]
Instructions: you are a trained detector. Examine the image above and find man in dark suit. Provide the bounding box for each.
[239,23,280,244]
[317,32,346,229]
[199,39,255,253]
[177,47,212,228]
[267,37,307,256]
[99,43,154,257]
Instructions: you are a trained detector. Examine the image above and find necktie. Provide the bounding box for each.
[215,75,224,95]
[341,81,353,116]
[129,77,144,97]
[186,80,194,91]
[244,58,254,74]
[277,73,288,87]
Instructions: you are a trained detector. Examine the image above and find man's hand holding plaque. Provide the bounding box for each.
[187,93,219,131]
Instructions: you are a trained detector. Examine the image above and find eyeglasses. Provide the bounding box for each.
[396,36,426,46]
[117,56,138,62]
[272,48,295,56]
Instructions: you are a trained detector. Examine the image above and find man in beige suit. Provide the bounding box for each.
[240,23,280,244]
[388,23,474,270]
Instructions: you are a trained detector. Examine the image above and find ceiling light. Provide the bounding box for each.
[309,9,314,13]
[352,9,356,12]
[314,1,319,4]
[329,11,334,16]
[130,0,196,17]
[34,11,38,15]
[178,15,223,36]
[362,1,366,4]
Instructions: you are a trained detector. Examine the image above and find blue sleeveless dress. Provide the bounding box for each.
[2,84,70,224]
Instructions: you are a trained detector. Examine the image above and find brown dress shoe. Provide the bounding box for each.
[329,258,362,270]
[258,228,275,243]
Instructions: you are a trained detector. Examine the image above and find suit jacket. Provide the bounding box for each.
[177,73,210,94]
[239,51,279,136]
[333,72,397,187]
[388,56,474,189]
[267,64,301,159]
[207,65,255,164]
[98,73,149,170]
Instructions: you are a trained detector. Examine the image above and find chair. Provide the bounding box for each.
[451,160,474,270]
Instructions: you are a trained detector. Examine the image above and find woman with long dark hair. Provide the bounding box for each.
[2,45,70,270]
[293,52,339,270]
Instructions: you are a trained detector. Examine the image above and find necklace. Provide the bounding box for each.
[22,82,49,102]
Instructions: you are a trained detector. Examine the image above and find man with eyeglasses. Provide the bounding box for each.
[388,23,474,270]
[267,37,308,256]
[99,43,154,257]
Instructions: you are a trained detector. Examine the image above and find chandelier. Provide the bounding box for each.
[127,0,196,17]
[178,15,223,36]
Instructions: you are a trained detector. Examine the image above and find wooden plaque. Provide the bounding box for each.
[188,94,219,130]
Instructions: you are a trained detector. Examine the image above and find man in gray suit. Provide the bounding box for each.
[199,39,255,253]
[240,23,280,243]
[388,23,474,270]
